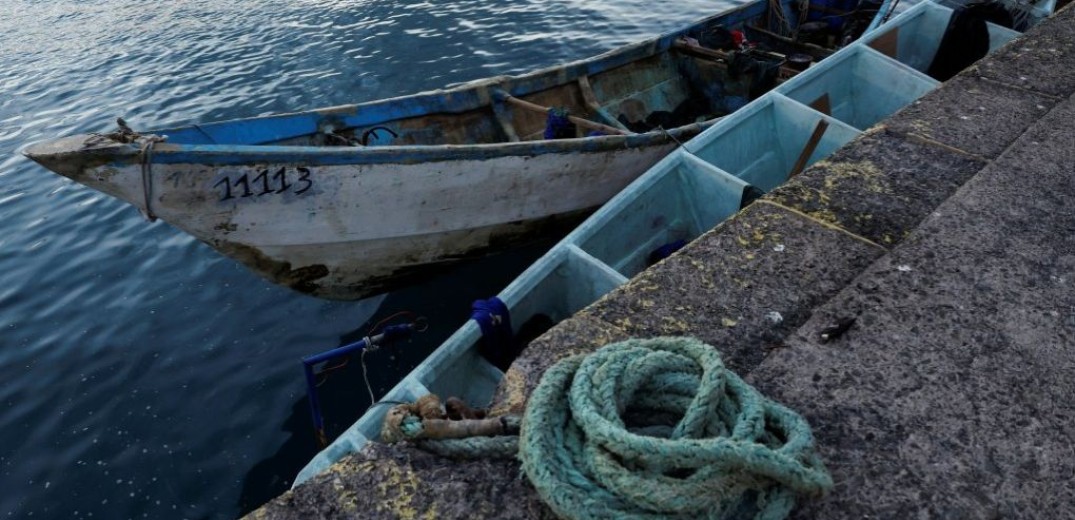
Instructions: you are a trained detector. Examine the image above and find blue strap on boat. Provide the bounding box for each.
[544,108,576,139]
[377,323,413,343]
[471,297,513,347]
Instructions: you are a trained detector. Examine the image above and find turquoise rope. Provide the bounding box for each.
[420,337,832,519]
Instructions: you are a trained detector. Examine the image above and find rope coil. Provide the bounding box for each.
[386,337,832,519]
[521,337,831,519]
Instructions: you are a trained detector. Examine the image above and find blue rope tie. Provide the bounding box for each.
[471,297,513,349]
[544,108,577,139]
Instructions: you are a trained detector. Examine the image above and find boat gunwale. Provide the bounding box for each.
[29,117,719,168]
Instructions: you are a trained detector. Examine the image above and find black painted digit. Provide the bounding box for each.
[214,169,310,201]
[252,169,273,196]
[213,177,234,201]
[233,174,253,197]
[273,167,291,193]
[294,167,313,195]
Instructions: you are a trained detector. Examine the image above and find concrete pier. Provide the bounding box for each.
[249,5,1075,518]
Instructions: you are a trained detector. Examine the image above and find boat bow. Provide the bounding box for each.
[25,134,149,207]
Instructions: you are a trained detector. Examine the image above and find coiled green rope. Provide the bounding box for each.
[405,337,832,519]
[519,337,831,519]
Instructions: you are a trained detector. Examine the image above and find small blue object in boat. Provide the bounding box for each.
[805,0,859,29]
[471,297,512,343]
[544,108,576,139]
[471,297,514,368]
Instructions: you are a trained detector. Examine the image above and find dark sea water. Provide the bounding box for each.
[0,0,740,518]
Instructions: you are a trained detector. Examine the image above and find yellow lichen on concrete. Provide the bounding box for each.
[906,119,934,137]
[757,207,791,227]
[806,208,841,225]
[768,159,896,228]
[372,457,427,520]
[330,474,359,513]
[792,187,815,203]
[822,159,891,195]
[776,158,892,219]
[623,278,660,293]
[686,257,707,270]
[682,257,716,289]
[590,275,659,310]
[489,367,528,416]
[660,315,690,333]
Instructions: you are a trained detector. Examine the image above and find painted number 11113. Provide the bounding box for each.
[214,167,313,201]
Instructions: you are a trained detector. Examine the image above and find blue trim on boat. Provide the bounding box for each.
[112,121,714,167]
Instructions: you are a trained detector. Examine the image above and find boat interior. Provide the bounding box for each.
[160,0,883,149]
[296,0,1030,485]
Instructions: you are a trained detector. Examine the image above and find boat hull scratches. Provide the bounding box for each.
[212,207,594,300]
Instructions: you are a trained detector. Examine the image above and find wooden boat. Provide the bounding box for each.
[294,0,1036,484]
[25,0,870,300]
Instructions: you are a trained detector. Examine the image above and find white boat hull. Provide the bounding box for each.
[65,141,676,299]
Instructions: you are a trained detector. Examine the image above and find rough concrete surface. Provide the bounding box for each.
[750,92,1075,519]
[488,313,629,416]
[973,5,1075,99]
[767,127,986,245]
[884,74,1059,158]
[582,201,884,375]
[249,5,1075,519]
[247,442,551,520]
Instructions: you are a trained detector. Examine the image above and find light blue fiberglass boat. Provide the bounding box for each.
[295,0,1045,484]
